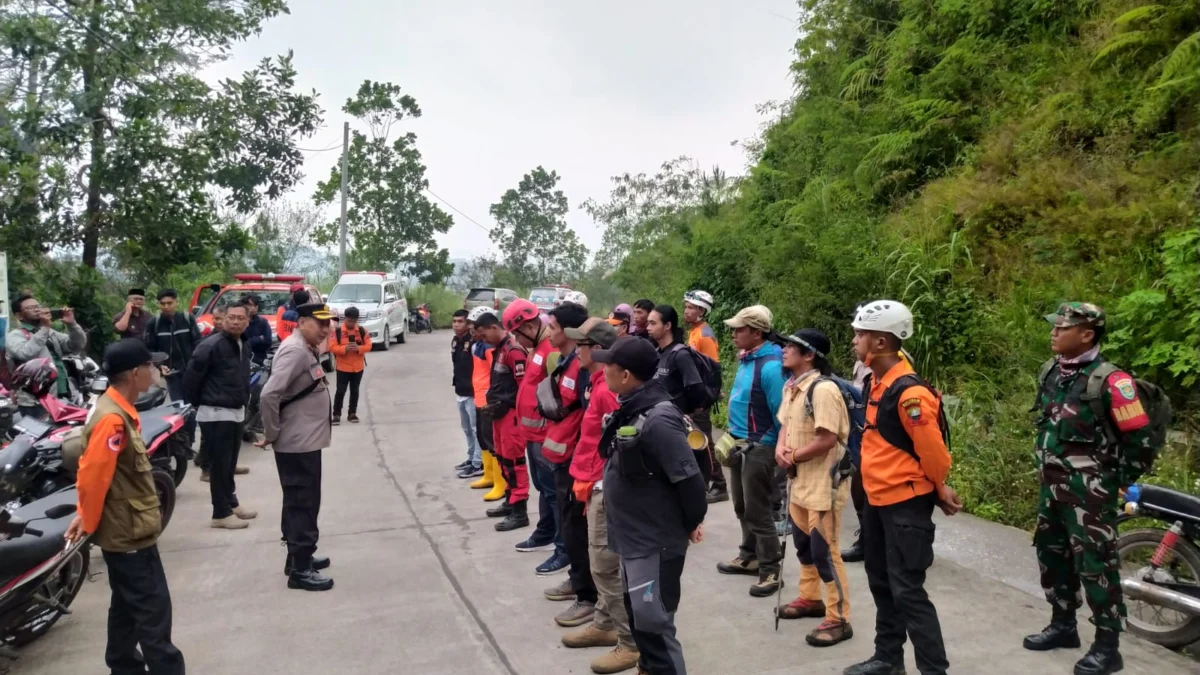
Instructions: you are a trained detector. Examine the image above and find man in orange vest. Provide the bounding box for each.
[275,285,307,342]
[328,306,371,425]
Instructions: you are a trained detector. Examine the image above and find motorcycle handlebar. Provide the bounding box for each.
[23,526,42,537]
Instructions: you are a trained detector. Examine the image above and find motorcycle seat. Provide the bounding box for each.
[139,411,176,448]
[135,387,168,412]
[1138,484,1200,522]
[0,489,76,588]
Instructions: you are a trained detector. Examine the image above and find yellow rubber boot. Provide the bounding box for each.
[470,451,495,490]
[483,457,507,502]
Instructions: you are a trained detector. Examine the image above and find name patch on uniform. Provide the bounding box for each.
[310,365,325,381]
[901,397,923,425]
[532,353,544,366]
[563,377,576,390]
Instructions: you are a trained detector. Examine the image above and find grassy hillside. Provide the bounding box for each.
[612,0,1199,527]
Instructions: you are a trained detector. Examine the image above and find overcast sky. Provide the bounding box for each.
[204,0,799,260]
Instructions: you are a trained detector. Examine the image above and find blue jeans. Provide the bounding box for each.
[455,397,481,466]
[527,441,564,554]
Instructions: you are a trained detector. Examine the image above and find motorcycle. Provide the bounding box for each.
[410,304,433,334]
[0,489,89,650]
[1118,483,1200,648]
[89,376,193,488]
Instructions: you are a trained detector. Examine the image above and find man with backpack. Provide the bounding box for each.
[329,306,372,426]
[715,305,787,598]
[648,304,719,480]
[683,290,731,504]
[774,329,856,647]
[1023,302,1159,675]
[843,300,960,675]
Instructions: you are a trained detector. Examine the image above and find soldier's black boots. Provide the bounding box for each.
[841,530,865,563]
[1023,610,1080,651]
[1074,630,1123,675]
[287,563,334,592]
[486,501,513,518]
[842,658,906,675]
[495,501,529,532]
[284,554,330,576]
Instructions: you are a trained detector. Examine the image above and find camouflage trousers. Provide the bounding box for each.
[1033,484,1125,632]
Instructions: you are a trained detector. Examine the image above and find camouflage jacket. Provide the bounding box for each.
[1035,354,1152,505]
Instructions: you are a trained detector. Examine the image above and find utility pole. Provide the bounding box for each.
[337,120,350,273]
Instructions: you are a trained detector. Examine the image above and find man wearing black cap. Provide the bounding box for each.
[259,302,335,591]
[594,336,708,675]
[113,288,150,340]
[66,339,185,675]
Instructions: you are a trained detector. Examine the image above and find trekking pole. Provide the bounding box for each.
[775,475,792,632]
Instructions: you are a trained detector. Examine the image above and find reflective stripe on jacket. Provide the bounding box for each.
[542,350,585,463]
[516,336,554,442]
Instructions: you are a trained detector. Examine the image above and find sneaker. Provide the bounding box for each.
[554,600,596,627]
[561,623,617,649]
[456,464,484,479]
[235,465,249,475]
[515,535,554,553]
[536,552,570,576]
[347,414,359,423]
[544,578,575,601]
[591,645,641,674]
[331,415,341,426]
[807,620,853,647]
[211,515,249,530]
[232,505,258,520]
[716,557,759,576]
[706,486,729,503]
[749,571,783,597]
[454,459,472,471]
[776,597,826,620]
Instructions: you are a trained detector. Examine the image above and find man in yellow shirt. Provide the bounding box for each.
[774,329,854,647]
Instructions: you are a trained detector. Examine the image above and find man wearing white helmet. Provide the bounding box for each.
[562,291,588,308]
[843,300,961,675]
[683,289,729,503]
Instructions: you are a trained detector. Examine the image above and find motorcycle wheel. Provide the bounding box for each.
[5,545,89,647]
[154,469,177,531]
[1118,528,1200,648]
[171,437,189,487]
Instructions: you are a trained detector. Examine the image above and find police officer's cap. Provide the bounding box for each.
[103,338,168,376]
[296,302,334,321]
[591,336,658,381]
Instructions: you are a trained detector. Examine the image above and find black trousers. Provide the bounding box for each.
[201,420,241,519]
[102,545,185,675]
[555,461,597,603]
[475,407,494,452]
[622,551,687,675]
[851,465,866,525]
[275,450,323,566]
[333,370,363,416]
[863,492,948,675]
[729,442,783,574]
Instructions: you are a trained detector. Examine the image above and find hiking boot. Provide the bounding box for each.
[200,469,211,483]
[284,554,330,576]
[211,515,248,530]
[235,465,249,475]
[486,502,513,518]
[716,556,759,576]
[554,600,596,627]
[706,486,729,503]
[591,645,640,674]
[1023,610,1080,651]
[749,571,783,597]
[495,502,529,532]
[232,505,257,520]
[456,463,484,479]
[544,578,576,601]
[331,415,341,426]
[287,567,334,591]
[1074,630,1122,675]
[347,414,359,423]
[807,620,853,647]
[516,535,554,553]
[841,531,865,563]
[842,658,905,675]
[561,623,618,649]
[776,597,826,619]
[536,551,570,576]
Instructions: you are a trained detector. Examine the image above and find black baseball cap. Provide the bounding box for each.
[103,338,168,376]
[591,335,659,381]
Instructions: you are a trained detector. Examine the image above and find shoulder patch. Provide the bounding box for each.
[1108,373,1137,401]
[900,397,922,409]
[107,427,125,452]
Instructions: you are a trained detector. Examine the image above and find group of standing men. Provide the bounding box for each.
[448,288,1152,675]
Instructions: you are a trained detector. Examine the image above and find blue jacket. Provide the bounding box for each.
[727,342,784,445]
[244,314,273,364]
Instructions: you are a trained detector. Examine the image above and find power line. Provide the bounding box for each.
[424,187,493,234]
[297,140,342,153]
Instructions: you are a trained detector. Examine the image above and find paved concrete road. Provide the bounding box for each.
[12,332,1196,674]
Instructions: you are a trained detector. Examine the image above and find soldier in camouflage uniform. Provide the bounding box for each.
[1024,302,1152,675]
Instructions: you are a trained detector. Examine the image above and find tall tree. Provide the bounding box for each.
[489,166,588,287]
[0,0,323,275]
[246,200,322,273]
[312,80,453,282]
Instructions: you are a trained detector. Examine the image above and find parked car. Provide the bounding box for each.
[529,285,571,312]
[189,273,324,337]
[464,287,519,313]
[327,271,408,351]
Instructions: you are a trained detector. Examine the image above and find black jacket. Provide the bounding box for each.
[244,314,272,364]
[451,333,474,397]
[182,332,251,409]
[145,312,201,372]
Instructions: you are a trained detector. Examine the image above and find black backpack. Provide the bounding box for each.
[669,343,723,410]
[862,373,951,460]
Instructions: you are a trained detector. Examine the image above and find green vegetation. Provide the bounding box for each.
[595,0,1199,528]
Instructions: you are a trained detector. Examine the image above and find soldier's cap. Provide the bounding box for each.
[103,338,168,376]
[296,302,334,321]
[565,317,618,349]
[1045,302,1105,329]
[724,305,773,332]
[591,336,658,381]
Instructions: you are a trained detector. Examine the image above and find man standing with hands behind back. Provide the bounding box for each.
[259,302,335,592]
[67,339,185,675]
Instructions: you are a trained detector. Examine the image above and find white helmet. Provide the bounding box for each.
[562,291,588,308]
[683,289,714,313]
[852,300,914,341]
[467,306,495,323]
